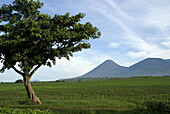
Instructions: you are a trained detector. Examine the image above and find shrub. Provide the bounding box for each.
[15,79,23,83]
[56,80,65,82]
[145,101,169,113]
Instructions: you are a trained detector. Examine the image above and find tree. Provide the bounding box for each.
[15,79,23,83]
[0,0,101,104]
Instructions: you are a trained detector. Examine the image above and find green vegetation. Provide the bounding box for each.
[15,79,23,83]
[0,107,51,114]
[0,0,100,104]
[0,76,170,113]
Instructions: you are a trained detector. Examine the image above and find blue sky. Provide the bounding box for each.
[0,0,170,82]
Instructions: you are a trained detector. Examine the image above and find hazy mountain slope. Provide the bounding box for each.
[129,58,170,76]
[80,58,170,78]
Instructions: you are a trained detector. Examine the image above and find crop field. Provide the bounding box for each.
[0,76,170,113]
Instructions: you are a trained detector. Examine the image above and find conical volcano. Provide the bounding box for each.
[81,60,128,77]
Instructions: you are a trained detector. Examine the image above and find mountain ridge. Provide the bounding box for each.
[80,58,170,78]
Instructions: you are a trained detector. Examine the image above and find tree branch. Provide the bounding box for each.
[12,66,24,76]
[34,39,40,45]
[26,16,31,20]
[29,64,42,78]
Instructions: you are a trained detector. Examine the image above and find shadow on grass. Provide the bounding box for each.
[48,108,170,114]
[49,101,170,114]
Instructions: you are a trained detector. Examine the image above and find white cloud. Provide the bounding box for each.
[35,56,95,80]
[161,41,170,48]
[0,68,21,82]
[105,0,133,20]
[127,48,170,59]
[143,7,170,31]
[127,51,148,58]
[108,42,120,48]
[34,49,112,81]
[0,56,96,82]
[0,49,113,82]
[88,0,170,60]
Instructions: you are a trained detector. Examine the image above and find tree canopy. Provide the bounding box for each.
[0,0,101,104]
[0,0,101,74]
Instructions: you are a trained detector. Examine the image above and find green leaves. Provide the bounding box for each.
[0,0,101,75]
[12,0,43,19]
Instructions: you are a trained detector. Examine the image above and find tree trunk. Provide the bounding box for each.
[23,76,42,104]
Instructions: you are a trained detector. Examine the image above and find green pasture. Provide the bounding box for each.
[0,76,169,113]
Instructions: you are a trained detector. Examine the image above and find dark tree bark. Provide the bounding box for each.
[13,65,42,104]
[23,75,42,104]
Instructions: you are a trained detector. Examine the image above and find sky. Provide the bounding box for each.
[0,0,170,82]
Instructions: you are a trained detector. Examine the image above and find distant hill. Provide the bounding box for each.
[129,58,170,76]
[80,58,170,78]
[30,79,40,82]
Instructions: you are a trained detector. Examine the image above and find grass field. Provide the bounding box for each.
[0,76,170,113]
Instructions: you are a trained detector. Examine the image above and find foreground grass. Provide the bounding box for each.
[1,107,169,114]
[0,76,170,113]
